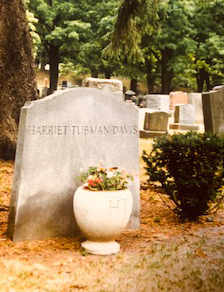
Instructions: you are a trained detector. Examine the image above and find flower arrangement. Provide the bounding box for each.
[79,161,134,191]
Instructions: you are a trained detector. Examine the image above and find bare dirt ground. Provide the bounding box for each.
[0,140,224,291]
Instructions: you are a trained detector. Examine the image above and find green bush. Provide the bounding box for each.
[142,132,224,220]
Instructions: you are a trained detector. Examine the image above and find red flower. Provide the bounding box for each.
[87,177,102,187]
[95,177,103,184]
[88,180,97,187]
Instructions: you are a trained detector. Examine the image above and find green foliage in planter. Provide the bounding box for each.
[142,132,224,220]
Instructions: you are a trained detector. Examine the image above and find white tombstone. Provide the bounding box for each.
[146,94,169,112]
[7,88,140,242]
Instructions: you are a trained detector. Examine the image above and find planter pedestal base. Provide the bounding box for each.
[81,240,120,255]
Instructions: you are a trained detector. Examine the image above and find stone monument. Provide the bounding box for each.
[7,88,140,242]
[188,93,204,124]
[140,111,169,138]
[169,91,188,110]
[202,85,224,135]
[170,104,199,131]
[82,77,123,101]
[146,94,169,112]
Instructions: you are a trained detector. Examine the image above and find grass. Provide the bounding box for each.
[0,236,224,292]
[0,139,224,291]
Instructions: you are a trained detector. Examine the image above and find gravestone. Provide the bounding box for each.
[82,77,123,101]
[7,88,140,242]
[41,78,49,98]
[138,95,147,108]
[125,90,135,101]
[202,85,224,135]
[169,91,188,110]
[140,111,169,138]
[146,94,169,111]
[188,93,204,124]
[170,104,199,131]
[174,104,195,124]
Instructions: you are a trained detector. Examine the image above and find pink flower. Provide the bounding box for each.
[83,182,89,188]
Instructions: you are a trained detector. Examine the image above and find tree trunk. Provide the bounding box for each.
[40,51,47,71]
[196,71,204,93]
[196,65,212,93]
[146,58,155,93]
[161,49,173,94]
[205,72,212,92]
[49,44,60,94]
[0,0,37,160]
[130,78,137,93]
[91,69,98,78]
[104,69,112,79]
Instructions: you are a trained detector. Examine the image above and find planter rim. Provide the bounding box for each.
[77,186,131,194]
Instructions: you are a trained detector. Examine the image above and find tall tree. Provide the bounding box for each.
[192,0,224,92]
[154,0,195,93]
[27,0,91,94]
[0,0,37,160]
[73,0,121,78]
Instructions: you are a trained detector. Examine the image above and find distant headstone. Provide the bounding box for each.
[169,91,188,110]
[140,111,169,138]
[144,112,169,130]
[170,104,199,131]
[41,87,48,98]
[82,77,123,100]
[125,90,135,101]
[202,85,224,135]
[60,80,72,90]
[174,104,195,124]
[146,94,169,111]
[188,93,204,124]
[7,88,140,242]
[44,78,48,87]
[41,78,49,98]
[138,95,147,108]
[61,80,68,87]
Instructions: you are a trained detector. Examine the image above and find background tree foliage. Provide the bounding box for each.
[27,0,224,93]
[26,0,91,93]
[110,0,224,92]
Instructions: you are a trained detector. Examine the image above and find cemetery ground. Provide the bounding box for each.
[0,139,224,292]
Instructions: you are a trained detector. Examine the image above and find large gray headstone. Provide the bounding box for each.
[174,104,195,124]
[202,86,224,135]
[146,95,169,111]
[7,88,140,242]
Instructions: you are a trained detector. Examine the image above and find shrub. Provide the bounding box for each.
[142,132,224,220]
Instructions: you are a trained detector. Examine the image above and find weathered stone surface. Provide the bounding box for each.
[174,104,195,125]
[140,130,166,138]
[169,91,188,110]
[7,88,140,242]
[202,86,224,135]
[144,111,169,131]
[82,77,123,100]
[146,94,169,111]
[188,93,203,124]
[169,124,199,131]
[139,109,154,130]
[170,104,199,131]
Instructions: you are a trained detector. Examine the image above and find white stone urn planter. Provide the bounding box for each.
[73,186,133,255]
